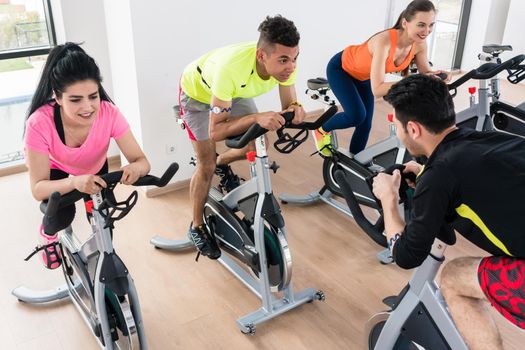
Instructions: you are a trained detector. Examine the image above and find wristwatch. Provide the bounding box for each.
[387,233,402,257]
[210,106,231,114]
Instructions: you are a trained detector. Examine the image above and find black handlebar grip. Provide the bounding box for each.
[282,111,295,125]
[287,105,338,130]
[101,171,124,185]
[225,123,266,149]
[133,162,179,187]
[435,72,448,80]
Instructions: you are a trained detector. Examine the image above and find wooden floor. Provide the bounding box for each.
[2,81,525,349]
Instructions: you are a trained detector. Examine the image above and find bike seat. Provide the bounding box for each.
[307,77,329,90]
[482,44,513,54]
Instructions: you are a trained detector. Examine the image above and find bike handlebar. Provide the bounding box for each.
[42,162,179,217]
[334,165,457,249]
[333,164,416,248]
[285,105,338,130]
[448,54,525,96]
[334,169,388,248]
[225,106,338,149]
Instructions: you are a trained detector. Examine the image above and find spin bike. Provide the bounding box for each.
[150,108,337,334]
[334,168,468,350]
[280,78,413,255]
[12,163,179,349]
[448,45,525,135]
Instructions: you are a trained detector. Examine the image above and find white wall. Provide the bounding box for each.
[503,0,525,63]
[102,0,143,151]
[484,0,510,46]
[53,0,524,183]
[55,0,113,97]
[461,0,516,70]
[460,0,492,70]
[101,0,387,184]
[52,0,120,156]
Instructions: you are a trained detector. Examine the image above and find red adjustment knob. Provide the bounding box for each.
[468,87,477,95]
[246,151,257,162]
[387,114,394,123]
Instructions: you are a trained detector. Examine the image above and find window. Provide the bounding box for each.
[429,0,471,70]
[0,0,55,167]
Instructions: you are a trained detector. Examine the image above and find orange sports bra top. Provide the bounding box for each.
[341,29,416,81]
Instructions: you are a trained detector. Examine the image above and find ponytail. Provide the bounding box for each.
[392,10,406,29]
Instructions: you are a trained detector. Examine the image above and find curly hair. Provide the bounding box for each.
[257,15,300,49]
[383,74,455,134]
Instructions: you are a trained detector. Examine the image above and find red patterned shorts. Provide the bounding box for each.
[478,256,525,329]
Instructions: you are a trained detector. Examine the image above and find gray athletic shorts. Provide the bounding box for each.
[179,90,258,141]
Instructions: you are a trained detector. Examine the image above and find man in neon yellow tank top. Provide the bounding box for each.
[179,15,305,259]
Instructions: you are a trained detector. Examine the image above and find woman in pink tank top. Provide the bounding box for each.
[24,43,150,269]
[313,0,451,156]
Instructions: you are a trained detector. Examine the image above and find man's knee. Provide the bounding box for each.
[192,141,216,175]
[441,257,481,297]
[196,157,216,178]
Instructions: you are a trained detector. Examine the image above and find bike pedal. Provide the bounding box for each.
[382,295,397,308]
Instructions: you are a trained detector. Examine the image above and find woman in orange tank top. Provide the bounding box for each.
[313,0,451,156]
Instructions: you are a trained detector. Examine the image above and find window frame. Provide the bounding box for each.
[0,0,57,60]
[452,0,472,70]
[0,0,57,170]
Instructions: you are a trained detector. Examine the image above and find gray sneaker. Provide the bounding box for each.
[187,223,221,260]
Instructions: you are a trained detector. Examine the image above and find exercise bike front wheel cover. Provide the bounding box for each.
[105,288,141,349]
[248,222,292,292]
[323,157,344,197]
[267,225,292,292]
[368,319,420,350]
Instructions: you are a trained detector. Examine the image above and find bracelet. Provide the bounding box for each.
[288,101,302,108]
[387,233,401,255]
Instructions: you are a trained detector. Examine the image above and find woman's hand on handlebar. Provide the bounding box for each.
[72,174,107,195]
[283,104,306,125]
[120,162,142,185]
[255,112,285,131]
[403,160,422,188]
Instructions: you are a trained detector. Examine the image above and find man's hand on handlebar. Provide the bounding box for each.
[72,174,107,195]
[255,112,286,131]
[372,170,401,203]
[427,70,452,82]
[402,160,422,188]
[283,104,306,124]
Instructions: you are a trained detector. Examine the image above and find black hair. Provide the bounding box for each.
[392,0,436,29]
[383,74,455,134]
[26,42,113,120]
[257,15,300,49]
